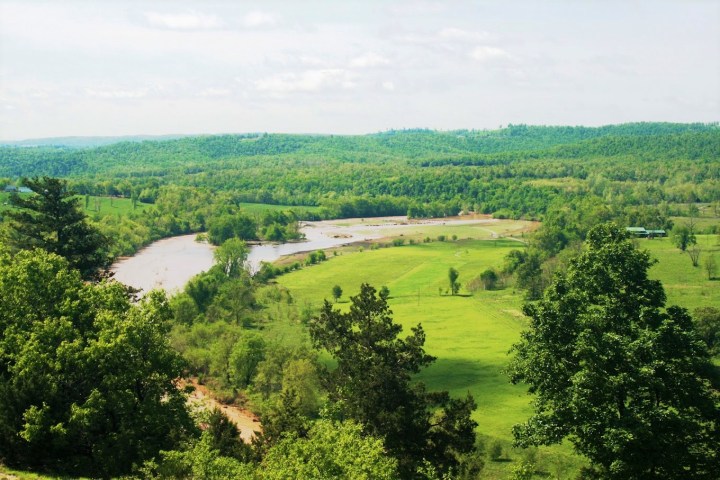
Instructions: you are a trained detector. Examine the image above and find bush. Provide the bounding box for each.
[489,440,504,461]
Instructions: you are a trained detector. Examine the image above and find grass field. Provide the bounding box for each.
[268,228,719,478]
[643,235,719,310]
[1,192,149,217]
[275,238,585,478]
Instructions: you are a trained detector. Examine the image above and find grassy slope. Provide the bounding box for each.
[273,230,718,478]
[277,237,583,477]
[644,234,720,310]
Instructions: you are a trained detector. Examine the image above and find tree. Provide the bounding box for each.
[0,249,194,477]
[693,306,720,355]
[214,238,249,278]
[705,254,717,280]
[448,267,460,295]
[229,333,266,389]
[672,224,696,252]
[261,419,398,480]
[688,244,701,267]
[309,284,477,477]
[508,223,719,479]
[3,176,110,279]
[331,284,342,302]
[479,268,499,290]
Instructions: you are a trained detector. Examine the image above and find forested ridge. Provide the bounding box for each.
[2,124,718,216]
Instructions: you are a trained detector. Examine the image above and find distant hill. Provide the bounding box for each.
[0,134,200,148]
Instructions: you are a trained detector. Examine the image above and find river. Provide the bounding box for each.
[111,216,503,295]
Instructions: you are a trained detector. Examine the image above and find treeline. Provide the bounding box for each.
[2,123,719,252]
[1,123,718,210]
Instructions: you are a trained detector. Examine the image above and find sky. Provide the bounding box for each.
[0,0,718,140]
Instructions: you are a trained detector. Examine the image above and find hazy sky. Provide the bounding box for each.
[1,1,718,140]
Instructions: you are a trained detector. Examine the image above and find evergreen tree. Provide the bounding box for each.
[3,176,109,279]
[309,284,477,477]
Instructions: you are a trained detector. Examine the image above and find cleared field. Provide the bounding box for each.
[83,195,148,216]
[643,235,720,310]
[277,238,584,477]
[2,192,149,217]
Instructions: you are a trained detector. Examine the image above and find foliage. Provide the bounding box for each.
[309,284,477,477]
[229,333,266,389]
[508,223,720,479]
[331,284,342,302]
[672,224,697,252]
[143,419,397,479]
[705,254,717,280]
[479,268,499,290]
[448,267,460,295]
[140,430,254,479]
[260,419,398,480]
[693,307,720,355]
[0,249,194,477]
[2,177,110,279]
[214,238,250,278]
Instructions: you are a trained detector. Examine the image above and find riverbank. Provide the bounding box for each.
[111,215,537,295]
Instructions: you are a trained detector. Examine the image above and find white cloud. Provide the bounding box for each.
[198,88,231,97]
[470,46,509,61]
[144,11,222,30]
[382,81,395,91]
[438,28,490,43]
[350,52,390,68]
[255,69,356,95]
[241,11,277,28]
[86,88,149,99]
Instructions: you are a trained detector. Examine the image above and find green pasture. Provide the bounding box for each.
[643,235,719,310]
[83,195,148,216]
[670,216,719,234]
[1,192,148,217]
[277,239,585,477]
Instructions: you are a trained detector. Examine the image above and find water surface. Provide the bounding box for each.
[111,216,500,294]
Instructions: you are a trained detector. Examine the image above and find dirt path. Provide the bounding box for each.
[182,378,262,443]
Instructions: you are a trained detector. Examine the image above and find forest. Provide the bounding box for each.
[0,123,719,479]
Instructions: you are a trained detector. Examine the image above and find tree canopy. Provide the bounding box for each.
[508,223,720,479]
[0,249,194,477]
[309,284,477,477]
[3,176,110,279]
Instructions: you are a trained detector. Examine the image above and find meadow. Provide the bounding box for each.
[276,233,583,477]
[1,192,148,216]
[267,223,718,478]
[644,234,719,310]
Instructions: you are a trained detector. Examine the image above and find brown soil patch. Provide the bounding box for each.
[181,378,262,443]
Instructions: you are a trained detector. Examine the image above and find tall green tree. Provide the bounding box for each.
[508,223,719,479]
[448,267,460,295]
[3,176,110,279]
[309,284,477,477]
[331,284,342,302]
[672,224,696,252]
[214,238,250,278]
[0,249,194,477]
